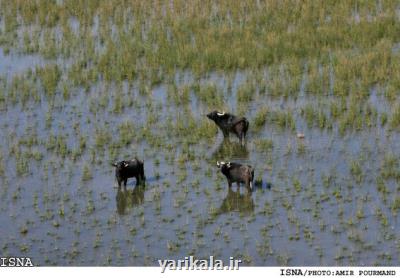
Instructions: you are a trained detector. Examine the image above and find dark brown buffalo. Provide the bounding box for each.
[206,111,249,145]
[217,161,254,191]
[112,158,145,189]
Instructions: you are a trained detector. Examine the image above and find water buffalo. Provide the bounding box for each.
[112,158,145,189]
[206,111,249,145]
[217,161,254,191]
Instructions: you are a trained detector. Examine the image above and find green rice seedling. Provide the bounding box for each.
[37,64,61,98]
[16,156,29,176]
[255,139,273,153]
[350,160,363,183]
[364,104,378,127]
[384,84,397,102]
[94,127,112,149]
[391,197,400,214]
[19,225,28,235]
[269,110,296,131]
[27,149,43,161]
[86,200,95,215]
[356,207,365,220]
[118,120,135,146]
[317,110,329,129]
[237,80,255,103]
[46,110,53,128]
[19,244,30,253]
[380,154,400,180]
[253,107,269,131]
[389,104,400,129]
[0,151,4,177]
[0,84,5,107]
[303,226,314,242]
[276,254,291,265]
[302,104,316,127]
[332,188,342,200]
[322,172,336,188]
[112,92,123,114]
[380,112,388,126]
[195,83,224,107]
[82,164,93,181]
[58,205,65,218]
[306,62,323,95]
[171,84,191,106]
[375,176,389,197]
[297,142,306,155]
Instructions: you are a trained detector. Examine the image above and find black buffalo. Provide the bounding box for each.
[112,158,145,188]
[217,161,254,191]
[206,111,249,145]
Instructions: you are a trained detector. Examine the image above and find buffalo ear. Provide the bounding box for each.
[112,162,117,167]
[227,162,231,168]
[123,162,129,167]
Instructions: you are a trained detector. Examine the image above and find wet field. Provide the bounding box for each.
[1,0,400,266]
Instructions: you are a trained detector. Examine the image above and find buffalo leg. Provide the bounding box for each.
[136,176,140,186]
[234,121,247,146]
[245,179,252,191]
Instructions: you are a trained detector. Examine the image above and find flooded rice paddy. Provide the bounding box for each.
[1,0,400,266]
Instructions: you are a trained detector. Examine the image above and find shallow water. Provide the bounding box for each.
[0,48,44,77]
[1,49,400,267]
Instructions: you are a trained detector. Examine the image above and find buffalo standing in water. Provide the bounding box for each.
[207,111,249,145]
[217,161,254,191]
[112,158,145,189]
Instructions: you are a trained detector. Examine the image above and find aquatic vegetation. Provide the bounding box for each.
[0,0,400,267]
[253,107,269,131]
[255,139,273,153]
[81,164,93,181]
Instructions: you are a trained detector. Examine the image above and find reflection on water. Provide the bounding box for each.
[116,185,145,215]
[210,138,249,161]
[218,187,254,215]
